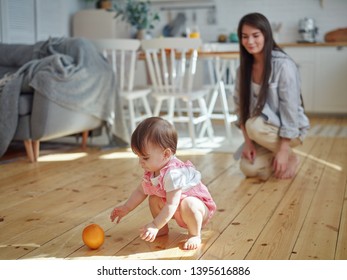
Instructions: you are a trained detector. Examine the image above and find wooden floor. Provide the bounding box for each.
[0,116,347,260]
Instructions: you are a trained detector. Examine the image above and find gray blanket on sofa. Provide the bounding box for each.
[0,37,128,157]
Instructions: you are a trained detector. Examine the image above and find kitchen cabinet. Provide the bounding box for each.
[284,46,347,114]
[283,47,316,112]
[0,0,69,44]
[72,9,130,39]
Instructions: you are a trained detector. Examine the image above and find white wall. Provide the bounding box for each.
[150,0,347,43]
[1,0,346,44]
[0,0,83,43]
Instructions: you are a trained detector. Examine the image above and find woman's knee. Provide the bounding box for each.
[245,117,263,141]
[245,117,281,152]
[240,158,258,177]
[240,153,273,180]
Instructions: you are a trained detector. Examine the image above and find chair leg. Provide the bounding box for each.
[167,97,175,124]
[24,140,36,163]
[186,100,197,147]
[142,96,153,117]
[128,99,137,134]
[198,97,214,140]
[81,131,89,149]
[219,80,233,142]
[153,98,163,116]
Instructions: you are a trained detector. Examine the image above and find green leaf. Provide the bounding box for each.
[113,0,159,30]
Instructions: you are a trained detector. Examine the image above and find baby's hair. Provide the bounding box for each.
[131,117,178,156]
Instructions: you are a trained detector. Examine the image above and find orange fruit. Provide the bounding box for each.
[82,224,105,250]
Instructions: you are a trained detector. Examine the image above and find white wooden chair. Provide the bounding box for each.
[141,38,214,147]
[93,39,152,140]
[202,56,239,142]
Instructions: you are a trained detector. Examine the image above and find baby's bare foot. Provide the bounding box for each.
[183,235,201,250]
[157,225,169,237]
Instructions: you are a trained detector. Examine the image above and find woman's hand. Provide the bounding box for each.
[139,222,159,242]
[241,124,256,163]
[242,141,257,163]
[110,205,130,223]
[273,139,291,178]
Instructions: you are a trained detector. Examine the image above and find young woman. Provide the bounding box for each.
[110,117,216,250]
[234,13,310,180]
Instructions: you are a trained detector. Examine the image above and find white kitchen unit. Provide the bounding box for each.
[0,0,73,44]
[284,45,347,114]
[72,9,130,39]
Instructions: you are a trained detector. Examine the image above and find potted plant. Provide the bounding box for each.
[83,0,112,10]
[114,0,160,39]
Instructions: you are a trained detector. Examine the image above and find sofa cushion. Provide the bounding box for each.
[13,115,31,140]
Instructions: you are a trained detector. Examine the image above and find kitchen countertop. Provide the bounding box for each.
[201,42,347,53]
[280,42,347,47]
[136,42,347,60]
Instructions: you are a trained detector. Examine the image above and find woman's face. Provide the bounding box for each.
[241,24,265,55]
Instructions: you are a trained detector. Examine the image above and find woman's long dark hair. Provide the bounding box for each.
[237,12,283,125]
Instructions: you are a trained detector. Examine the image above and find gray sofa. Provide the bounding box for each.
[0,37,127,162]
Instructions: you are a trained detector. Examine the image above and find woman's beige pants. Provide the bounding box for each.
[240,116,301,180]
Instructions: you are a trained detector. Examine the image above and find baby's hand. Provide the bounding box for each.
[139,222,159,242]
[110,205,130,223]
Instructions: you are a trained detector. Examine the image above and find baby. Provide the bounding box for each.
[110,117,216,250]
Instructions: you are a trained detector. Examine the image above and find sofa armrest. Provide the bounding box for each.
[31,92,102,141]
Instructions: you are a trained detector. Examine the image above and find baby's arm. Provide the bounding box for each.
[110,184,147,223]
[140,189,181,242]
[153,189,182,229]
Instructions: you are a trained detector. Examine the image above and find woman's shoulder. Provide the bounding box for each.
[271,50,298,69]
[272,49,291,61]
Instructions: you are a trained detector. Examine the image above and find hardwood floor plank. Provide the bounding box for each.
[244,136,335,259]
[1,117,346,260]
[198,164,266,259]
[22,203,149,259]
[0,153,141,259]
[105,224,187,260]
[0,151,140,213]
[3,154,234,258]
[0,153,139,220]
[290,137,347,259]
[1,184,124,259]
[335,118,347,259]
[0,146,98,181]
[200,136,317,259]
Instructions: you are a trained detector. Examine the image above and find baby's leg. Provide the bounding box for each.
[148,195,169,236]
[179,197,209,250]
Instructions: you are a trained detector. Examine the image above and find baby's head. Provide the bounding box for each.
[131,117,178,157]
